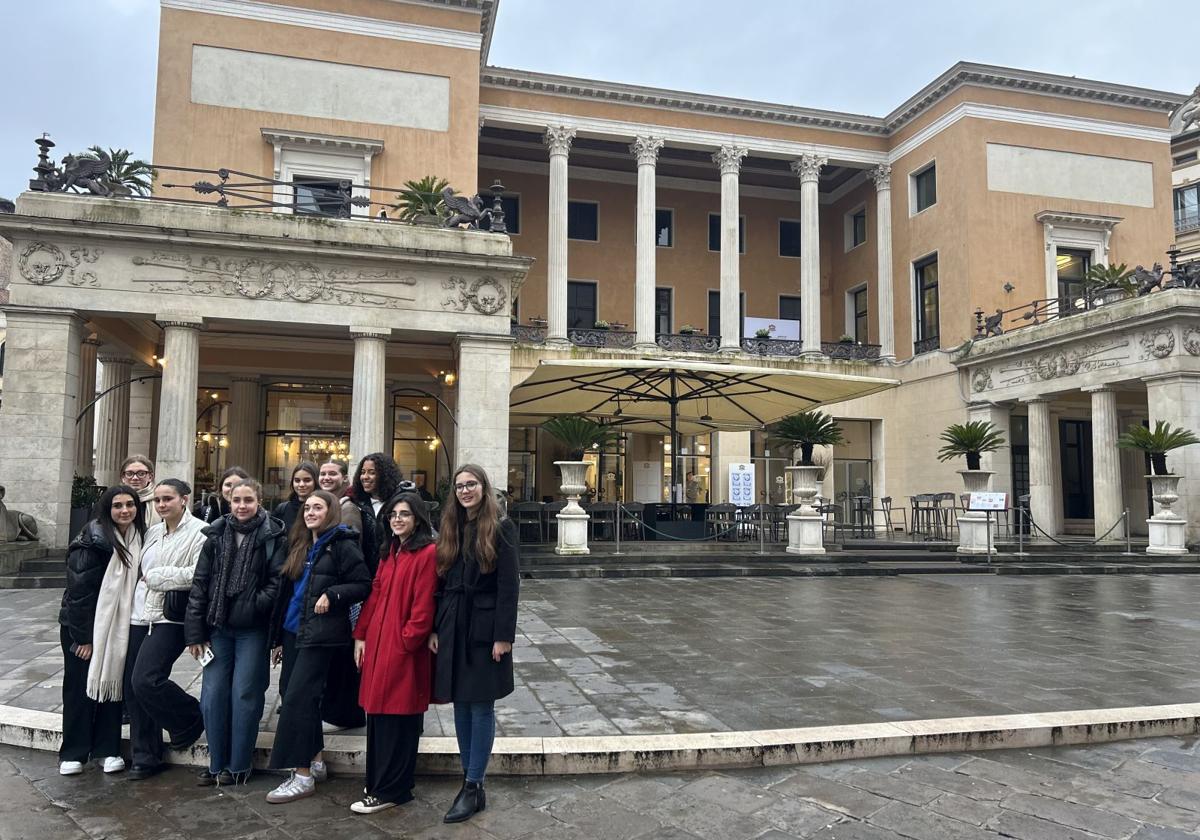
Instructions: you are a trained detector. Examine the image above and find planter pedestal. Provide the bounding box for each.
[785,465,825,555]
[554,461,591,556]
[1146,474,1187,556]
[956,470,994,555]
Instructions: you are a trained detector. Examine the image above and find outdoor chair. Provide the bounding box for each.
[871,496,907,536]
[909,494,939,539]
[619,502,645,541]
[817,503,848,542]
[705,503,737,540]
[509,501,545,543]
[543,500,567,542]
[933,492,958,538]
[589,502,617,541]
[738,504,773,541]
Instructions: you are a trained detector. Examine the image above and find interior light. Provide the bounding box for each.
[218,438,228,448]
[210,392,220,400]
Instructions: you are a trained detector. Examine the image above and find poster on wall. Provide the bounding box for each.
[728,462,756,507]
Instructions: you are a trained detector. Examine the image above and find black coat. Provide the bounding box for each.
[349,494,383,577]
[58,522,114,646]
[272,499,302,536]
[433,517,520,704]
[270,527,371,649]
[184,514,286,645]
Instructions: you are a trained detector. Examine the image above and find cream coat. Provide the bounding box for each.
[140,510,208,624]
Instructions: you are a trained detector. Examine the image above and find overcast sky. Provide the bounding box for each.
[0,0,1195,200]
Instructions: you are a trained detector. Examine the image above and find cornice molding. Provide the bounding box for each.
[1033,210,1124,230]
[260,129,385,156]
[161,0,483,51]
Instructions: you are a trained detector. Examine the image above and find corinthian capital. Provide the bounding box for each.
[543,125,576,156]
[869,164,892,191]
[630,135,665,166]
[712,145,748,176]
[790,153,827,183]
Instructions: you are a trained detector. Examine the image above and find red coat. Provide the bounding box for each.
[354,541,437,715]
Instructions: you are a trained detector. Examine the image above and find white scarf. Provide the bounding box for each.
[86,529,142,702]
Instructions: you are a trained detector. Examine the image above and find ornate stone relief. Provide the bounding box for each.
[630,135,665,166]
[970,368,993,393]
[712,145,748,176]
[1183,327,1200,356]
[993,338,1131,387]
[17,242,102,287]
[131,252,416,308]
[441,276,508,316]
[1138,328,1176,359]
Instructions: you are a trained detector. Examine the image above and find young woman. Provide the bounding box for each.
[349,452,401,576]
[273,462,319,535]
[185,479,285,786]
[58,485,146,776]
[265,490,370,804]
[350,491,437,814]
[198,467,250,524]
[124,479,208,780]
[430,465,519,824]
[318,460,362,537]
[120,455,160,528]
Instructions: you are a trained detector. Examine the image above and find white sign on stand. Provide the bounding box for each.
[728,462,756,507]
[968,492,1007,511]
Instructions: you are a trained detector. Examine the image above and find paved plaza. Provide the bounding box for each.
[2,575,1200,737]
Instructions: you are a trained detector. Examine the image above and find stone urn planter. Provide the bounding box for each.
[785,465,825,555]
[554,461,591,556]
[1146,473,1187,556]
[956,470,994,555]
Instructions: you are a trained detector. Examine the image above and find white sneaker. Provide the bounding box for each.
[310,761,328,783]
[321,722,347,734]
[59,761,84,776]
[266,772,315,804]
[101,756,125,774]
[351,794,396,814]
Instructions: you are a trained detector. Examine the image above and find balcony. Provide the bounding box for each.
[1177,209,1200,236]
[656,332,721,352]
[569,327,636,348]
[913,335,941,355]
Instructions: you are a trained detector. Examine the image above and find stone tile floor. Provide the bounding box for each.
[4,574,1200,737]
[7,736,1200,838]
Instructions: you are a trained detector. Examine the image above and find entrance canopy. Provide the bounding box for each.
[510,358,899,430]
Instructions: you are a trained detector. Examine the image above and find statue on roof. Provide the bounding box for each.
[1172,83,1200,134]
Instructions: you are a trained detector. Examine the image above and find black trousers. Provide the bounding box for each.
[269,633,336,770]
[125,622,202,768]
[321,647,365,729]
[59,624,122,763]
[366,713,422,804]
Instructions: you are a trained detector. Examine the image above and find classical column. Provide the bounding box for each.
[74,337,101,477]
[870,164,895,360]
[453,334,514,487]
[126,362,156,460]
[1145,373,1200,544]
[792,154,827,357]
[713,145,747,352]
[1024,397,1059,539]
[350,328,390,463]
[0,308,83,547]
[228,375,263,477]
[713,431,751,504]
[631,135,665,349]
[155,318,202,487]
[95,354,133,487]
[1085,387,1124,540]
[544,125,576,345]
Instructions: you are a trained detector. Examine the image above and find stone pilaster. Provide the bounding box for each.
[966,402,1013,504]
[713,430,751,504]
[350,328,390,463]
[870,164,895,360]
[453,334,514,487]
[713,145,747,353]
[0,307,83,547]
[95,354,133,487]
[1145,373,1200,544]
[1023,397,1060,539]
[544,125,575,345]
[792,154,826,357]
[1087,387,1124,540]
[74,337,101,477]
[631,135,664,349]
[154,318,203,487]
[126,363,156,461]
[227,375,263,478]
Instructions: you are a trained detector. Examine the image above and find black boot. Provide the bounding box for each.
[443,781,484,823]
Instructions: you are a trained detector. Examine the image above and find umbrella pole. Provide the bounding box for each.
[670,373,679,521]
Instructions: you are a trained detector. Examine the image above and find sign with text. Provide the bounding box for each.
[728,462,756,507]
[968,492,1008,511]
[743,317,799,341]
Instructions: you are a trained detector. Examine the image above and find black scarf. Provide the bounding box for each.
[207,509,267,630]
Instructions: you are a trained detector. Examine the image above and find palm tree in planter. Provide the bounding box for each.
[1117,421,1200,476]
[541,416,618,460]
[393,176,449,223]
[769,411,844,465]
[937,420,1005,472]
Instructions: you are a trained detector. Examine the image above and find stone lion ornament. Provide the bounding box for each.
[0,486,39,542]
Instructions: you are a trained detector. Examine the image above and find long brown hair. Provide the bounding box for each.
[436,464,500,576]
[283,489,341,580]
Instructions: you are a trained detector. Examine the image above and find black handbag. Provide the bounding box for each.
[163,589,189,623]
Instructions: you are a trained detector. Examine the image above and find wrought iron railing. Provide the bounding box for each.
[568,328,636,348]
[741,337,802,356]
[656,332,720,352]
[821,341,882,360]
[511,324,547,344]
[1177,209,1200,235]
[913,335,941,355]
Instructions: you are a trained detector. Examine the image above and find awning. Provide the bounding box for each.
[509,358,899,430]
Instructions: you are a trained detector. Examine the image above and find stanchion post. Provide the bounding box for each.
[1123,508,1131,555]
[757,503,767,555]
[613,500,624,556]
[1017,507,1025,556]
[986,510,993,563]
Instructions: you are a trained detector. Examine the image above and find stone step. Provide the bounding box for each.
[0,575,66,590]
[19,560,64,574]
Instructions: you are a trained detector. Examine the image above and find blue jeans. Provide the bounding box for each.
[200,626,269,774]
[453,701,496,783]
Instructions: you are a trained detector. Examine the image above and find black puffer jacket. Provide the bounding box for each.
[349,493,383,577]
[58,522,113,646]
[271,527,371,649]
[184,514,286,645]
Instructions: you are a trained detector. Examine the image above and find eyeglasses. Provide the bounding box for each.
[454,481,480,493]
[387,511,415,520]
[122,470,151,479]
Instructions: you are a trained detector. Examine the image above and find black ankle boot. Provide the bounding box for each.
[443,781,483,823]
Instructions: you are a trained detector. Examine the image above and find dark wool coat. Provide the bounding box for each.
[354,541,437,715]
[348,493,383,577]
[272,499,302,536]
[184,515,286,645]
[58,522,114,646]
[270,528,371,649]
[432,517,520,704]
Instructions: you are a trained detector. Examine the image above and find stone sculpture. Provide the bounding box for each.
[0,486,39,543]
[441,187,492,229]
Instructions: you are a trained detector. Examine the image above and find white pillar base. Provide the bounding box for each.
[1146,518,1188,555]
[555,501,591,555]
[957,514,994,555]
[785,510,826,555]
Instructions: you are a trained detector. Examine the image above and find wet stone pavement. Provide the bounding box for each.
[3,575,1200,736]
[8,737,1200,839]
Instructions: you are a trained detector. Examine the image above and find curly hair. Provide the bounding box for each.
[351,452,401,502]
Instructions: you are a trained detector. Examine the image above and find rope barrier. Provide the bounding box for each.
[605,501,761,543]
[1018,507,1128,548]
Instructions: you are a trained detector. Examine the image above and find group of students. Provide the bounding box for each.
[58,451,519,822]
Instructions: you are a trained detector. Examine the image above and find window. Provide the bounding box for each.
[708,290,746,338]
[778,219,802,258]
[497,195,520,234]
[1175,184,1200,233]
[1056,248,1091,315]
[393,397,440,491]
[655,288,673,335]
[656,208,674,247]
[851,209,867,248]
[567,201,598,241]
[292,176,346,216]
[913,256,939,352]
[912,164,937,213]
[567,281,597,329]
[779,295,802,324]
[1175,152,1198,165]
[708,213,745,253]
[849,286,868,342]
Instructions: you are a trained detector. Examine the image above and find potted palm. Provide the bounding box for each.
[1118,421,1199,555]
[770,410,845,467]
[393,176,449,224]
[1117,421,1199,476]
[541,417,618,556]
[770,411,844,554]
[937,420,1005,472]
[1083,263,1136,306]
[86,146,153,195]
